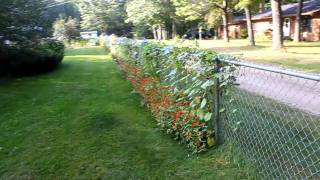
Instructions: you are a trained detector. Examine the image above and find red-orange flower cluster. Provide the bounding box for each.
[115,58,209,152]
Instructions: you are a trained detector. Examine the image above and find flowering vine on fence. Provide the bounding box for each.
[109,37,237,153]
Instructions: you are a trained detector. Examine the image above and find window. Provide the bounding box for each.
[302,16,312,32]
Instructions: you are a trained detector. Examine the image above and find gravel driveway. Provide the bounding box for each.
[235,67,320,115]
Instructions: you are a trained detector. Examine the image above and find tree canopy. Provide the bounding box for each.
[73,0,132,36]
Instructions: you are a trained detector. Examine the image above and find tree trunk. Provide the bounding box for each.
[162,27,167,40]
[157,25,162,41]
[215,26,219,39]
[199,27,202,40]
[245,7,255,46]
[271,0,283,50]
[222,11,229,42]
[172,21,176,39]
[222,0,229,42]
[294,0,303,42]
[152,26,158,40]
[259,1,265,13]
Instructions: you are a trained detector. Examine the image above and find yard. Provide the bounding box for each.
[175,39,320,73]
[0,47,256,179]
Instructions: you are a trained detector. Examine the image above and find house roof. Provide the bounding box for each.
[232,0,320,23]
[252,0,320,20]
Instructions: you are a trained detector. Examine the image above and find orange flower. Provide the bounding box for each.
[191,121,200,127]
[173,110,184,119]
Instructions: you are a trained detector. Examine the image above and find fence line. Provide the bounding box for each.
[221,59,320,81]
[106,35,320,178]
[216,59,320,178]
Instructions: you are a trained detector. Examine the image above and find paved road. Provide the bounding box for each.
[235,67,320,115]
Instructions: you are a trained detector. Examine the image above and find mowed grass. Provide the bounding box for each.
[0,47,256,179]
[172,39,320,73]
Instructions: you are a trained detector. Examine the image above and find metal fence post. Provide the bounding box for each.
[213,57,221,145]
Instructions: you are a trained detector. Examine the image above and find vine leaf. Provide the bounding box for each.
[204,112,212,121]
[200,80,214,89]
[200,98,207,109]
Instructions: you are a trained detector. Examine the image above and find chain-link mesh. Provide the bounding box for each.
[221,65,320,178]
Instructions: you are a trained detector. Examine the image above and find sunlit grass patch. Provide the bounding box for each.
[168,39,320,73]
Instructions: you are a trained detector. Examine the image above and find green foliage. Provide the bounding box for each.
[111,38,238,153]
[53,16,80,41]
[125,0,178,38]
[172,0,209,21]
[132,26,154,39]
[173,0,238,28]
[126,0,163,26]
[73,0,132,36]
[64,39,89,47]
[44,2,81,23]
[0,40,65,76]
[236,0,262,9]
[0,0,60,44]
[240,28,249,39]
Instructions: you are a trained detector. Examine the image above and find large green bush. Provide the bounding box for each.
[0,40,65,76]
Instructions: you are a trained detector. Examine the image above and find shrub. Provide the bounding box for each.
[239,29,248,39]
[111,38,237,153]
[255,30,272,41]
[0,40,65,76]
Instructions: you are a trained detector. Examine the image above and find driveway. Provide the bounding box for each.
[235,67,320,115]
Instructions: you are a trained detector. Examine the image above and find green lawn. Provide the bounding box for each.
[0,47,256,179]
[170,39,320,73]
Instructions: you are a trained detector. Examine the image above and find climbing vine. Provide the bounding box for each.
[111,37,237,153]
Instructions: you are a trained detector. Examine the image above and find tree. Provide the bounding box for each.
[244,7,255,46]
[53,16,80,41]
[0,0,54,45]
[293,0,303,42]
[259,0,265,12]
[126,0,177,40]
[236,0,262,46]
[126,0,162,39]
[271,0,284,50]
[74,0,132,36]
[44,2,81,23]
[173,0,208,39]
[173,0,237,42]
[213,0,231,42]
[210,0,239,42]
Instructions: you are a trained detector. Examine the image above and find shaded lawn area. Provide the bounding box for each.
[174,39,320,73]
[0,47,256,179]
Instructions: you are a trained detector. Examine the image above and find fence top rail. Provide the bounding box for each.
[220,59,320,81]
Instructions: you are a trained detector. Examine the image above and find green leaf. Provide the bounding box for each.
[200,80,214,89]
[219,108,225,113]
[197,109,204,119]
[190,100,197,108]
[204,112,212,121]
[200,98,207,109]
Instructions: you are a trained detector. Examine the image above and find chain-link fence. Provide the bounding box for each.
[218,60,320,178]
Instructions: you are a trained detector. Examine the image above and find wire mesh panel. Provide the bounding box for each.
[221,65,320,178]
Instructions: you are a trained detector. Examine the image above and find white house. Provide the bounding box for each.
[80,31,98,39]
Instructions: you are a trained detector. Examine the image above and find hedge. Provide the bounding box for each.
[0,39,65,76]
[110,37,237,153]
